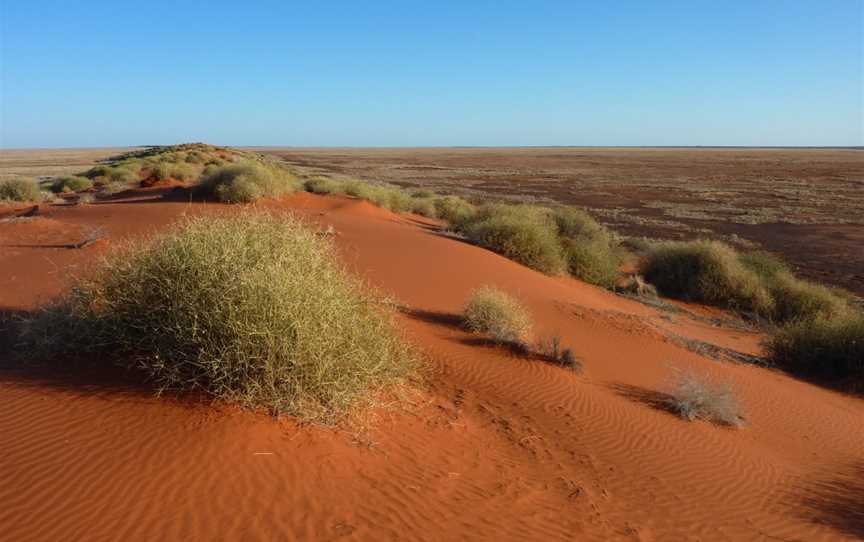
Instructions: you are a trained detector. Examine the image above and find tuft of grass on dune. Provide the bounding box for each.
[767,313,864,384]
[196,162,300,203]
[51,176,94,193]
[0,177,43,202]
[20,211,416,422]
[642,240,774,315]
[458,203,568,275]
[463,285,533,346]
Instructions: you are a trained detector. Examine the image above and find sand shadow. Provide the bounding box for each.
[608,382,678,416]
[0,307,178,403]
[399,307,464,329]
[794,462,864,539]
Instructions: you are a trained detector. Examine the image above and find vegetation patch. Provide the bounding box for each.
[643,240,773,315]
[51,176,94,193]
[21,211,416,422]
[196,162,299,203]
[0,178,43,202]
[767,313,864,384]
[458,204,567,274]
[463,285,533,345]
[665,368,744,426]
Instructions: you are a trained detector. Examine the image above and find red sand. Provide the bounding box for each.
[1,191,862,541]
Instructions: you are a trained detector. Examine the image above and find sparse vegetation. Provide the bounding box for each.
[196,162,299,203]
[51,175,94,193]
[536,335,581,372]
[643,240,773,315]
[463,285,533,345]
[458,204,567,274]
[665,367,744,426]
[410,197,438,218]
[767,313,864,383]
[20,211,416,422]
[0,178,43,202]
[434,195,476,225]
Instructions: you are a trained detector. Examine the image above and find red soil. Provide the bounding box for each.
[1,191,862,541]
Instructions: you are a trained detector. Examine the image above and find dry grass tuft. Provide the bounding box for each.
[665,367,744,426]
[0,178,43,202]
[20,211,416,422]
[463,285,533,345]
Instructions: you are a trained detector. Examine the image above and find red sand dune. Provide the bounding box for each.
[1,191,862,541]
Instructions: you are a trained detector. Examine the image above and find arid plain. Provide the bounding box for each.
[260,146,864,297]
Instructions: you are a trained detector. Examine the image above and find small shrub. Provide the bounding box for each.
[739,250,789,280]
[536,335,582,372]
[20,211,415,421]
[84,165,113,179]
[0,178,42,202]
[552,206,605,239]
[51,176,93,193]
[459,204,566,274]
[304,177,344,195]
[463,285,533,345]
[106,166,140,185]
[197,162,298,203]
[767,313,864,381]
[665,368,743,426]
[367,185,413,212]
[434,195,476,226]
[410,197,438,218]
[768,273,849,323]
[643,240,773,314]
[342,179,375,199]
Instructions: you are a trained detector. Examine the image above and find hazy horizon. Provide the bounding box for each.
[2,1,862,148]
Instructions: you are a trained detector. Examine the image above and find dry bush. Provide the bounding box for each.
[434,195,476,226]
[0,178,43,202]
[410,197,438,218]
[197,162,299,203]
[20,211,416,422]
[304,176,344,194]
[767,312,864,383]
[51,176,93,193]
[463,285,533,345]
[459,204,567,275]
[536,335,582,372]
[643,240,773,315]
[665,367,744,426]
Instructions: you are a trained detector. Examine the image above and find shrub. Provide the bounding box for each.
[536,335,582,372]
[367,185,413,212]
[197,162,299,203]
[463,285,533,345]
[106,166,140,185]
[665,368,743,426]
[562,235,621,288]
[84,165,113,179]
[20,212,415,421]
[767,313,864,382]
[459,204,566,274]
[552,206,605,239]
[51,176,93,193]
[768,273,849,323]
[434,195,476,226]
[0,177,42,202]
[739,250,789,280]
[304,177,344,195]
[643,240,773,314]
[411,189,435,199]
[410,197,438,218]
[342,179,375,199]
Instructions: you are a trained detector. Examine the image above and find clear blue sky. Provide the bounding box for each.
[1,1,862,148]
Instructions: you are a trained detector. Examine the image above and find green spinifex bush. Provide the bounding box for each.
[0,177,42,202]
[463,285,533,345]
[22,212,416,421]
[767,313,864,382]
[196,162,299,202]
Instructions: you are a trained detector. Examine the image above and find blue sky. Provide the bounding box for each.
[1,1,861,147]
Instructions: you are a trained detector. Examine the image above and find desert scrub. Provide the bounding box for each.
[0,177,42,202]
[51,176,93,193]
[197,162,299,203]
[553,207,622,288]
[459,204,566,274]
[434,195,476,226]
[665,368,744,426]
[410,197,438,218]
[643,240,773,314]
[304,176,344,195]
[767,313,864,382]
[21,212,415,421]
[463,285,533,345]
[147,161,198,182]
